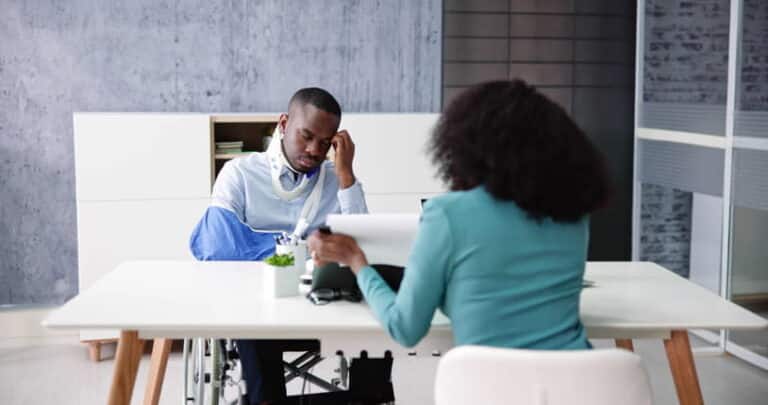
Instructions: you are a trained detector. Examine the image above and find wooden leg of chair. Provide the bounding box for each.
[664,330,704,405]
[88,341,102,361]
[615,339,634,352]
[84,339,119,361]
[143,338,173,405]
[108,331,145,405]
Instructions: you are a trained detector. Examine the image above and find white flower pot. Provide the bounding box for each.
[263,264,301,298]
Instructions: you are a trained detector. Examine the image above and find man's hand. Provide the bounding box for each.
[331,130,355,189]
[307,231,368,274]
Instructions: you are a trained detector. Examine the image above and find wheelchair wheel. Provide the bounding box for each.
[184,338,232,405]
[183,338,192,405]
[183,338,206,405]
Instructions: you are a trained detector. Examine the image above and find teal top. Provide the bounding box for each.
[356,186,591,350]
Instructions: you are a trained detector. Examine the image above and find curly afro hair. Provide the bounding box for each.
[431,79,612,222]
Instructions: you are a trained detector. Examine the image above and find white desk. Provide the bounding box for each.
[44,261,767,405]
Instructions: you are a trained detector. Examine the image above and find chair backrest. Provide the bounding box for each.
[435,346,653,405]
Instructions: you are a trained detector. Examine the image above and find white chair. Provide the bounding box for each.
[435,346,653,405]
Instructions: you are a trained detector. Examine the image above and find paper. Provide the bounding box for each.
[326,214,420,267]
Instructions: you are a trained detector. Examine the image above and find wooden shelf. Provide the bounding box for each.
[215,152,255,160]
[211,114,279,123]
[212,116,278,178]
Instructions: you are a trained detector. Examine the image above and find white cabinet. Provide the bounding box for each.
[340,114,442,194]
[76,199,209,287]
[76,199,209,341]
[73,114,212,201]
[341,113,443,213]
[74,113,214,341]
[73,112,443,341]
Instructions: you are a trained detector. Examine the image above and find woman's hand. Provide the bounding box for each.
[307,231,368,274]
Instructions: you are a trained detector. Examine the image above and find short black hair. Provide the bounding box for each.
[288,87,342,118]
[430,79,612,222]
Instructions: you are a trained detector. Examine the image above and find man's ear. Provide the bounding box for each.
[278,113,289,136]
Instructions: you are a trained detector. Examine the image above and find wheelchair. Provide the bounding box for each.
[181,338,394,405]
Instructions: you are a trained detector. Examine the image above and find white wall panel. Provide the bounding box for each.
[364,193,444,214]
[690,193,723,294]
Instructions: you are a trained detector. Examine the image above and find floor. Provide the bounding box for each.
[1,336,767,405]
[729,310,768,357]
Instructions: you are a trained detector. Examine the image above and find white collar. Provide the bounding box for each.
[266,131,314,200]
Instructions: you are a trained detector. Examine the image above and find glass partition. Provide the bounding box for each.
[641,0,730,135]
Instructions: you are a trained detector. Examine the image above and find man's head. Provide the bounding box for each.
[277,87,342,173]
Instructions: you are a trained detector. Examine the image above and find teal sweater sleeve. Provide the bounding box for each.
[355,203,452,347]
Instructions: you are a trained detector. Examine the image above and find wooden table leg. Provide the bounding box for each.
[664,330,704,405]
[144,338,173,405]
[108,331,145,405]
[615,339,635,352]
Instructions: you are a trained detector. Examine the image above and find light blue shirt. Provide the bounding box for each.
[357,186,591,350]
[211,152,368,233]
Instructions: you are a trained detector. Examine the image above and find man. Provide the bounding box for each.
[189,87,368,403]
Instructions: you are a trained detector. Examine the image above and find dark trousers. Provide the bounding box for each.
[236,340,287,404]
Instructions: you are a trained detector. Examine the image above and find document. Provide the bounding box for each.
[325,214,419,267]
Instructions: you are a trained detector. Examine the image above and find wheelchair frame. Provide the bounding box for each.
[181,338,350,405]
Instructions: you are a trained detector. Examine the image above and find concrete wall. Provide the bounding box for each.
[0,0,441,306]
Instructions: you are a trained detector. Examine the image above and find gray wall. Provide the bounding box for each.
[640,184,692,277]
[742,0,768,110]
[0,0,441,306]
[640,0,730,135]
[442,0,636,260]
[643,0,729,105]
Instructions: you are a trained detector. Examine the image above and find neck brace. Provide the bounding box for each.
[266,128,326,237]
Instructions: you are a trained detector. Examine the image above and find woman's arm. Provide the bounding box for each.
[308,204,454,347]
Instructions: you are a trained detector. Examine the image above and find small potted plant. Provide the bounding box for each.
[263,252,300,297]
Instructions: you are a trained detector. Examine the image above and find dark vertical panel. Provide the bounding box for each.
[442,0,636,260]
[571,3,636,261]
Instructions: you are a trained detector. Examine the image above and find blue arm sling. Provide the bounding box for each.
[189,206,278,261]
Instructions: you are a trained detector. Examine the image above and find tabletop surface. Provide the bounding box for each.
[44,261,768,335]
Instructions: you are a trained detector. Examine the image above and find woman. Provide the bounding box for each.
[308,80,611,350]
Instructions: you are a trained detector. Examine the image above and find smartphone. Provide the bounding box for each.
[318,225,332,235]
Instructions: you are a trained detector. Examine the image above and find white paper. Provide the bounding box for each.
[326,214,420,266]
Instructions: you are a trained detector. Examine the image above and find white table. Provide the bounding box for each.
[44,261,768,405]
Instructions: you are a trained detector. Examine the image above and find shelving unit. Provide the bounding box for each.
[214,152,255,160]
[210,115,279,178]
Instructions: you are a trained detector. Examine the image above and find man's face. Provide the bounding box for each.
[278,103,339,173]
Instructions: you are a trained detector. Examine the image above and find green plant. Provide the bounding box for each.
[265,253,295,267]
